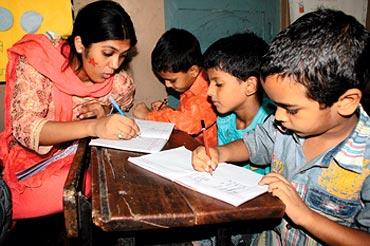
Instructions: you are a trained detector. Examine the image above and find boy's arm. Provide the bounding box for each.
[305,175,370,244]
[303,209,370,245]
[193,112,276,172]
[146,97,216,136]
[260,173,370,245]
[192,139,250,172]
[218,139,250,162]
[132,102,150,119]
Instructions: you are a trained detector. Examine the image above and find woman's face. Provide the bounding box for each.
[77,39,131,83]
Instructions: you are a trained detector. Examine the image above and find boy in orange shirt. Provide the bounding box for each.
[133,28,217,146]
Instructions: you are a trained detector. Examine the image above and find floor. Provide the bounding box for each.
[2,213,255,246]
[1,213,196,246]
[3,213,68,246]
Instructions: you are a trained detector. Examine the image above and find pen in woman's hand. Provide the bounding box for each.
[109,96,125,115]
[201,120,213,175]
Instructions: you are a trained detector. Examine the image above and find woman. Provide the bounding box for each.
[0,1,139,220]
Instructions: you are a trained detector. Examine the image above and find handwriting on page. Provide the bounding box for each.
[188,173,250,194]
[128,146,268,206]
[90,119,174,153]
[124,137,166,150]
[140,125,170,135]
[135,119,175,138]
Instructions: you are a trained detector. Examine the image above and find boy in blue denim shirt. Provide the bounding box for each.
[192,9,370,245]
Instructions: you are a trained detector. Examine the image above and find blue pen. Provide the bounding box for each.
[108,96,125,115]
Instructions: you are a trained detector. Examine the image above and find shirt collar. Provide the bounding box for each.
[289,106,370,173]
[184,71,208,96]
[324,106,370,173]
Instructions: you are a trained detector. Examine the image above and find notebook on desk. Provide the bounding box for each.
[128,146,268,206]
[89,119,175,153]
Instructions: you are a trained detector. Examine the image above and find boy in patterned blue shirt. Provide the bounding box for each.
[192,9,370,245]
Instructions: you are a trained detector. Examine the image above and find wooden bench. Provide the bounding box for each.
[63,138,92,244]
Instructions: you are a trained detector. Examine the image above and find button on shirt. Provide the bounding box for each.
[244,107,370,245]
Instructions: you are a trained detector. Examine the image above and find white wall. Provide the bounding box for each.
[73,0,167,104]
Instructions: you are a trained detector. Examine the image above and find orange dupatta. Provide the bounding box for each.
[0,34,113,191]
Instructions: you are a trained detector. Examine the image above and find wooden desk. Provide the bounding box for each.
[64,130,285,245]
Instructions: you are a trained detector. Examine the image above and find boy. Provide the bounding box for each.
[192,9,370,245]
[133,28,217,146]
[204,32,274,175]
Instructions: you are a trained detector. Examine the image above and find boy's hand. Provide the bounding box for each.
[132,102,151,119]
[77,100,108,119]
[151,99,167,111]
[192,146,219,173]
[259,173,312,226]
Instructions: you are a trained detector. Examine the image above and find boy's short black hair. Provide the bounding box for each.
[261,8,369,107]
[203,32,268,81]
[151,28,203,73]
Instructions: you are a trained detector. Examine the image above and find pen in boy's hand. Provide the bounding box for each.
[158,97,168,110]
[109,96,125,116]
[201,120,213,175]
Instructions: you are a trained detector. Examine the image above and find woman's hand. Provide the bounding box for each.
[77,100,109,119]
[132,102,151,119]
[93,114,140,140]
[192,146,220,173]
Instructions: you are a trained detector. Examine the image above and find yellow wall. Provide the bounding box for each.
[0,0,73,81]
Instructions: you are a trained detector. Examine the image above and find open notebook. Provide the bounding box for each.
[89,119,175,153]
[128,146,268,206]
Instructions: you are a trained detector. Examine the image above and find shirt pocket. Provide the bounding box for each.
[306,187,361,225]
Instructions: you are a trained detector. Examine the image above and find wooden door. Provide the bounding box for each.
[165,0,280,50]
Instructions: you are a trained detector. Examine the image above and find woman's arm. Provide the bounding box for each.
[12,59,139,149]
[39,114,139,145]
